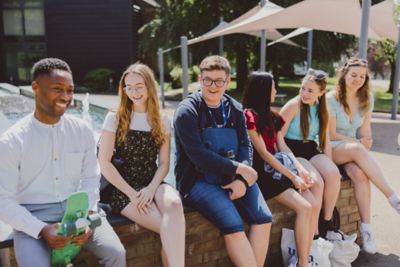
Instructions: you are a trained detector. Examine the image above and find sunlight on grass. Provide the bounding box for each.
[164,77,399,114]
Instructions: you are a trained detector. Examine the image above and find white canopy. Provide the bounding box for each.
[267,27,311,47]
[370,0,397,42]
[202,0,381,41]
[186,3,299,47]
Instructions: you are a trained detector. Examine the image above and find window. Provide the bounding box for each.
[3,9,23,35]
[2,0,44,36]
[24,9,44,36]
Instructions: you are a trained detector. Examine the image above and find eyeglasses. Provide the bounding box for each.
[123,86,146,94]
[307,68,328,80]
[201,77,227,87]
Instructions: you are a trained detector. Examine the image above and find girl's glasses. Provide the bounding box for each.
[123,86,145,94]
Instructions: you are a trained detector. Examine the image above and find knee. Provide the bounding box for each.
[164,197,185,217]
[325,169,342,185]
[350,143,368,156]
[313,175,325,192]
[345,164,368,185]
[224,231,245,241]
[296,201,313,217]
[309,198,321,214]
[104,242,126,263]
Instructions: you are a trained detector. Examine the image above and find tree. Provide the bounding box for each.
[374,40,396,93]
[138,0,356,91]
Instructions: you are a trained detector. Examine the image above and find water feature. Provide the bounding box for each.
[0,88,175,185]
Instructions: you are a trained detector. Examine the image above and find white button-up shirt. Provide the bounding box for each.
[0,114,100,238]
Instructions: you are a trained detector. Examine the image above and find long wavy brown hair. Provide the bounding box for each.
[115,63,165,146]
[335,57,371,115]
[300,71,328,151]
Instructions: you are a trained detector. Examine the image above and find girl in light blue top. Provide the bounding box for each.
[327,57,400,254]
[280,69,341,239]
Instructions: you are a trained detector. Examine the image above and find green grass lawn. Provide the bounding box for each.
[164,77,399,114]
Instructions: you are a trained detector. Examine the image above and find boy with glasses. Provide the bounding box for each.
[174,55,272,267]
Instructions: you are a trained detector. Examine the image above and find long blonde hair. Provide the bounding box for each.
[300,70,328,151]
[336,57,371,115]
[115,63,165,146]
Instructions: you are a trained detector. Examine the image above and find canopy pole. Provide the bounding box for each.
[157,48,165,109]
[181,36,189,99]
[260,0,267,71]
[219,17,224,56]
[359,0,371,59]
[307,30,313,69]
[391,25,400,120]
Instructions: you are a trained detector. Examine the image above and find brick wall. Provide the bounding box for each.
[6,180,360,267]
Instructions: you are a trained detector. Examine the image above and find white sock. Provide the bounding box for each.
[388,193,400,205]
[360,223,372,232]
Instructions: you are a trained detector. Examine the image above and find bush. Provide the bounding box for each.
[169,65,201,89]
[169,65,182,89]
[190,65,200,82]
[83,68,113,92]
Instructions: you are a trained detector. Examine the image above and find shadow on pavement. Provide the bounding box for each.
[353,251,400,267]
[371,121,400,156]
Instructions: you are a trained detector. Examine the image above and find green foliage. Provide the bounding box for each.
[169,65,183,88]
[139,0,356,88]
[374,39,396,93]
[83,68,113,92]
[191,65,201,81]
[169,65,200,88]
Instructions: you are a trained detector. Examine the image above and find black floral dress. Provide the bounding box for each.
[102,130,159,213]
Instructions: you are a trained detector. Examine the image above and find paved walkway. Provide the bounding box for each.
[353,112,400,266]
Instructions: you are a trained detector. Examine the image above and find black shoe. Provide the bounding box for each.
[319,218,337,239]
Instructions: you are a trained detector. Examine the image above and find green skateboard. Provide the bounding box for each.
[51,191,102,267]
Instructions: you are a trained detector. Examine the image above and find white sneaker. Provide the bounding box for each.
[389,194,400,214]
[360,227,377,254]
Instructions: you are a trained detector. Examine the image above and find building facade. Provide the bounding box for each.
[0,0,157,85]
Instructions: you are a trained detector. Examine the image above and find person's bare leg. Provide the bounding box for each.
[224,232,258,267]
[310,154,341,220]
[154,184,185,267]
[297,158,323,235]
[332,143,394,197]
[248,223,271,267]
[300,190,320,260]
[275,189,313,267]
[343,163,372,223]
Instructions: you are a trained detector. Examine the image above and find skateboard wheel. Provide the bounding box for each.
[88,214,102,228]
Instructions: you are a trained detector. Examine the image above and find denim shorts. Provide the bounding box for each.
[183,179,273,235]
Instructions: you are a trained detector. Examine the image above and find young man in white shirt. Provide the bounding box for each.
[0,58,126,267]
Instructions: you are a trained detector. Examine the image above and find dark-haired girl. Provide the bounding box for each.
[243,72,323,267]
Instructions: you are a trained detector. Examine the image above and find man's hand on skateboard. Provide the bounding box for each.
[41,224,72,249]
[71,227,92,245]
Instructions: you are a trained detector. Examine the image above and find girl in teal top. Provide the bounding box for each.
[280,69,341,238]
[327,57,400,255]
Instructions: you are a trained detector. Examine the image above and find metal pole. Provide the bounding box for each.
[260,0,267,71]
[260,30,266,71]
[181,36,189,99]
[157,48,165,109]
[391,26,400,120]
[219,17,224,56]
[359,0,371,59]
[307,30,313,69]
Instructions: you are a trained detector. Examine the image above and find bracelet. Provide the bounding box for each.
[235,175,250,190]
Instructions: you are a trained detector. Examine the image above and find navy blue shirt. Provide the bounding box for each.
[173,91,252,197]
